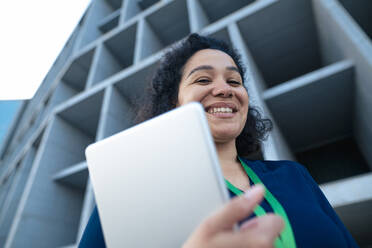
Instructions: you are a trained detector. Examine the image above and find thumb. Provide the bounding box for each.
[202,185,265,235]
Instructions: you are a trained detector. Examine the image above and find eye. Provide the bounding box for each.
[227,80,242,86]
[196,78,211,84]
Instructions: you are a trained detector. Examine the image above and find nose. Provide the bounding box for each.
[212,79,233,98]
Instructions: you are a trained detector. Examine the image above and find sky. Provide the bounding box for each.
[0,1,90,146]
[0,1,91,100]
[0,101,22,144]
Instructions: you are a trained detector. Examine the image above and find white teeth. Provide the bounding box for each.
[208,107,233,114]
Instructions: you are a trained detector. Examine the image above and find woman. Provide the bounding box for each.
[79,34,358,247]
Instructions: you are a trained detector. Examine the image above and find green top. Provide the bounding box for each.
[224,157,296,248]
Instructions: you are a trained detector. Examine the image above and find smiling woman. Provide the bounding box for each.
[136,34,273,158]
[79,34,358,248]
[178,49,249,147]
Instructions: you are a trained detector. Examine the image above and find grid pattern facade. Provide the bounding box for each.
[0,0,371,247]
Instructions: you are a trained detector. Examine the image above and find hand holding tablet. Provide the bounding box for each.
[183,185,284,248]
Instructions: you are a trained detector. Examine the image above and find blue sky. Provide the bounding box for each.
[0,101,22,145]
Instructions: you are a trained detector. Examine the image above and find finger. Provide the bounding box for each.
[239,217,259,230]
[239,214,285,246]
[241,214,284,233]
[202,185,265,235]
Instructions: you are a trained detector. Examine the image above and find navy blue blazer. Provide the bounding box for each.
[78,159,359,248]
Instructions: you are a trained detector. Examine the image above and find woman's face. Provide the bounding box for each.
[177,49,249,143]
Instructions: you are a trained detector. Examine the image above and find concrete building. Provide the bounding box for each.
[0,0,371,247]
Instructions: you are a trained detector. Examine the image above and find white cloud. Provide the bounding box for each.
[0,0,91,100]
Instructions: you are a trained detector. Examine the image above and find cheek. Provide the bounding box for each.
[177,87,188,106]
[179,89,205,105]
[238,90,249,109]
[238,90,249,125]
[177,92,192,106]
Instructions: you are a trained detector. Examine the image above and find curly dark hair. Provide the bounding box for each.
[136,33,272,157]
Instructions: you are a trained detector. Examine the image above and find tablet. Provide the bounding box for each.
[85,102,230,247]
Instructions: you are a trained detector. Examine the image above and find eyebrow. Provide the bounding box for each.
[187,65,213,78]
[226,66,240,73]
[186,65,240,78]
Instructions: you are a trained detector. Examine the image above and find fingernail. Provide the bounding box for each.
[244,185,264,200]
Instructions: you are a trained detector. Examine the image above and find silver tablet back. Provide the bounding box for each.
[86,102,229,248]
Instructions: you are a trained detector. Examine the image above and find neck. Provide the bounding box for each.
[215,140,239,173]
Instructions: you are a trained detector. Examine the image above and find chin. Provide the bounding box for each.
[211,129,240,143]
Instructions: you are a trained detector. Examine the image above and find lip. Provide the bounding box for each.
[204,102,238,113]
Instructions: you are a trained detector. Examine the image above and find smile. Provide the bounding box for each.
[204,102,238,115]
[208,107,233,114]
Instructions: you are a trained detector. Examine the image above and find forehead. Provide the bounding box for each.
[183,49,238,73]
